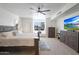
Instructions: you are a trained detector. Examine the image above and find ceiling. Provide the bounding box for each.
[0,3,76,19]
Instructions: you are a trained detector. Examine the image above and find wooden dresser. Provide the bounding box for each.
[60,31,79,52]
[48,27,55,38]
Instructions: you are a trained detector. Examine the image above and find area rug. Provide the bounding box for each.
[39,40,50,51]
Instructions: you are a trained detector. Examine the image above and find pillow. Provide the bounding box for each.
[0,32,7,37]
[0,32,13,37]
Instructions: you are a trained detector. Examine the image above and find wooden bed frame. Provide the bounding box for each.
[0,38,39,55]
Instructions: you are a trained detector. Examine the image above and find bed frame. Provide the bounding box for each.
[0,38,39,55]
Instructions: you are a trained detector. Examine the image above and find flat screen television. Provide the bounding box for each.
[64,15,79,30]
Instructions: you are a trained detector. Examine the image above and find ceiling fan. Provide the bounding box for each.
[30,6,50,15]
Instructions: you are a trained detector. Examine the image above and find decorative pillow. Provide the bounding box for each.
[0,32,13,37]
[0,32,7,37]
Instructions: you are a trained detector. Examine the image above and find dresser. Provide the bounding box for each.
[60,31,79,52]
[48,27,55,38]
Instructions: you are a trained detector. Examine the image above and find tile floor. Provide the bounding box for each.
[39,38,79,55]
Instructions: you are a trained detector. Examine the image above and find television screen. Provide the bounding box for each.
[64,15,79,30]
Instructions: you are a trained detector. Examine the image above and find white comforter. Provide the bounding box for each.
[0,33,38,46]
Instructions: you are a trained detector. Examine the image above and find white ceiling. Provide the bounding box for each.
[0,3,76,19]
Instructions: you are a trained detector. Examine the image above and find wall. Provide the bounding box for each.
[19,17,48,35]
[46,18,51,36]
[53,4,79,33]
[0,7,19,26]
[46,18,57,37]
[19,17,33,33]
[19,17,50,36]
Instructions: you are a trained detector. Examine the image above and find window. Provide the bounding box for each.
[33,13,46,34]
[34,22,45,30]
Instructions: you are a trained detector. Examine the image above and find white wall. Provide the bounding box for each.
[19,17,33,33]
[0,7,19,26]
[46,18,51,36]
[46,18,57,37]
[18,17,50,36]
[54,4,79,33]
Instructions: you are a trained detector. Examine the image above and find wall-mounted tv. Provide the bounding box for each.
[64,15,79,30]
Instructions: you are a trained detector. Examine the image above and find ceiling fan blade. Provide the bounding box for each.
[40,10,50,12]
[30,8,35,10]
[40,12,46,15]
[30,8,37,11]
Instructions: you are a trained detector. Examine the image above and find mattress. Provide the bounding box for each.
[0,33,38,46]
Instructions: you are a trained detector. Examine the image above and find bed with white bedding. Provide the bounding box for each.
[0,32,39,55]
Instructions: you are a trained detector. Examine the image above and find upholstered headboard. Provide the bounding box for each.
[0,25,16,32]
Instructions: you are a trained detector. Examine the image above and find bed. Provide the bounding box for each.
[0,32,39,55]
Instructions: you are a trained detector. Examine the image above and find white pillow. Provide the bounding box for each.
[0,32,13,37]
